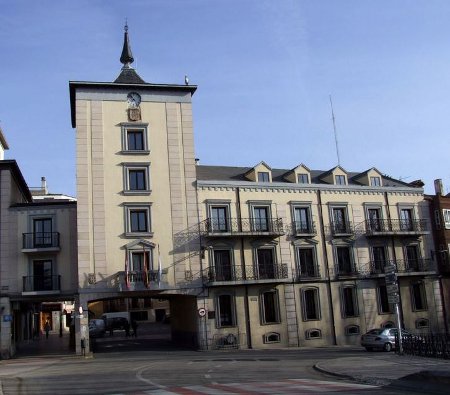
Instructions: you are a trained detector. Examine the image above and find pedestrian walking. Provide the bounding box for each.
[125,320,130,337]
[44,319,51,339]
[131,319,138,337]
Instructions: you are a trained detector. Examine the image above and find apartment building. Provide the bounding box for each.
[0,127,77,359]
[66,26,444,354]
[196,163,443,349]
[426,179,450,332]
[1,27,445,358]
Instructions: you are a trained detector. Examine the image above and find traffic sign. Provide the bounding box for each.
[386,284,399,294]
[385,273,397,284]
[384,264,396,273]
[198,308,206,317]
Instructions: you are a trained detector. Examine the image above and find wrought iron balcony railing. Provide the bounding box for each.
[296,264,321,280]
[334,263,359,277]
[22,275,61,292]
[366,259,398,275]
[365,219,428,236]
[396,258,435,273]
[118,270,164,291]
[200,218,284,237]
[359,258,436,277]
[203,263,288,283]
[292,221,317,236]
[22,232,60,249]
[330,221,354,236]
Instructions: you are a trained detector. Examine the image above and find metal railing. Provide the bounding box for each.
[22,232,60,249]
[334,263,359,277]
[400,333,450,359]
[365,219,428,235]
[22,275,61,292]
[200,218,284,236]
[292,221,317,235]
[296,264,321,280]
[330,221,354,236]
[396,258,434,273]
[203,263,288,283]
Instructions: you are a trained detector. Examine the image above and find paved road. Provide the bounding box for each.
[0,347,423,395]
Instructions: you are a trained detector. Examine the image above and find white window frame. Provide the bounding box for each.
[124,204,152,237]
[121,123,149,154]
[257,171,270,182]
[207,201,231,232]
[410,281,428,311]
[301,287,321,321]
[215,293,237,328]
[292,204,313,234]
[340,285,359,318]
[123,163,151,195]
[443,209,450,229]
[335,174,347,185]
[297,173,309,184]
[260,288,281,325]
[370,176,381,186]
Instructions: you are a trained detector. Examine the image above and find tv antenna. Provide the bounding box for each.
[329,95,341,166]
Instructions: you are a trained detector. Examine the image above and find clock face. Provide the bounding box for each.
[127,92,141,107]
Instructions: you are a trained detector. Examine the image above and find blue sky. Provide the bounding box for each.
[0,0,449,197]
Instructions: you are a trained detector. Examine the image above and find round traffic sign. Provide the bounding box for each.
[198,308,206,317]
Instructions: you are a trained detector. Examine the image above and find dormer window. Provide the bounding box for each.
[370,176,381,187]
[258,172,270,182]
[335,175,346,185]
[297,173,309,184]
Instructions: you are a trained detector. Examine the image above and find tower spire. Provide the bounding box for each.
[120,21,134,69]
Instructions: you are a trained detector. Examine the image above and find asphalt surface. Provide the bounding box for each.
[2,327,450,394]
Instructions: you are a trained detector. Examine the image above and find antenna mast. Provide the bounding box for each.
[329,95,341,166]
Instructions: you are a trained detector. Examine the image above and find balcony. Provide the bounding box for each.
[22,232,60,252]
[365,219,428,237]
[117,270,166,291]
[330,221,354,237]
[296,264,321,280]
[334,263,359,277]
[22,275,61,294]
[360,258,436,277]
[292,221,317,237]
[200,218,284,238]
[396,258,435,273]
[202,263,289,285]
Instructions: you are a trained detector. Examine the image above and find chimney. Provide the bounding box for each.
[434,179,444,196]
[41,177,48,194]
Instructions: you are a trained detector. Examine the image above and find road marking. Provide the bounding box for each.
[136,363,167,389]
[143,378,381,394]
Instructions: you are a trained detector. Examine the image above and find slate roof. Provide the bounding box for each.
[196,164,414,188]
[114,68,146,84]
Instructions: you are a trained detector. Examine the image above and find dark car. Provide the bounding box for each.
[88,319,106,338]
[105,317,129,332]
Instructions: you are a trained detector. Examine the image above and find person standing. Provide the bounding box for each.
[131,319,138,337]
[44,319,51,339]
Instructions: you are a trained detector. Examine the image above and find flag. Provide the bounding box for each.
[158,244,163,288]
[124,250,130,290]
[143,245,149,288]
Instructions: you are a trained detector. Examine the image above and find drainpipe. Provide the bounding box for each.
[318,190,337,345]
[237,187,252,349]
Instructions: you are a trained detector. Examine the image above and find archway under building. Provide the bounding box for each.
[87,294,199,354]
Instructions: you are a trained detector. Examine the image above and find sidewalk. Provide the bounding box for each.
[314,352,450,394]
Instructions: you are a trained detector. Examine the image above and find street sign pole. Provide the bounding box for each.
[395,302,403,355]
[384,264,402,354]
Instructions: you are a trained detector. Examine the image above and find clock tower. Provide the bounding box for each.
[69,24,202,354]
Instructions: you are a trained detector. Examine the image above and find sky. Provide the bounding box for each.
[0,0,449,197]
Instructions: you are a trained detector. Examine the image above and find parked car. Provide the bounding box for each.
[88,319,106,338]
[361,328,416,352]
